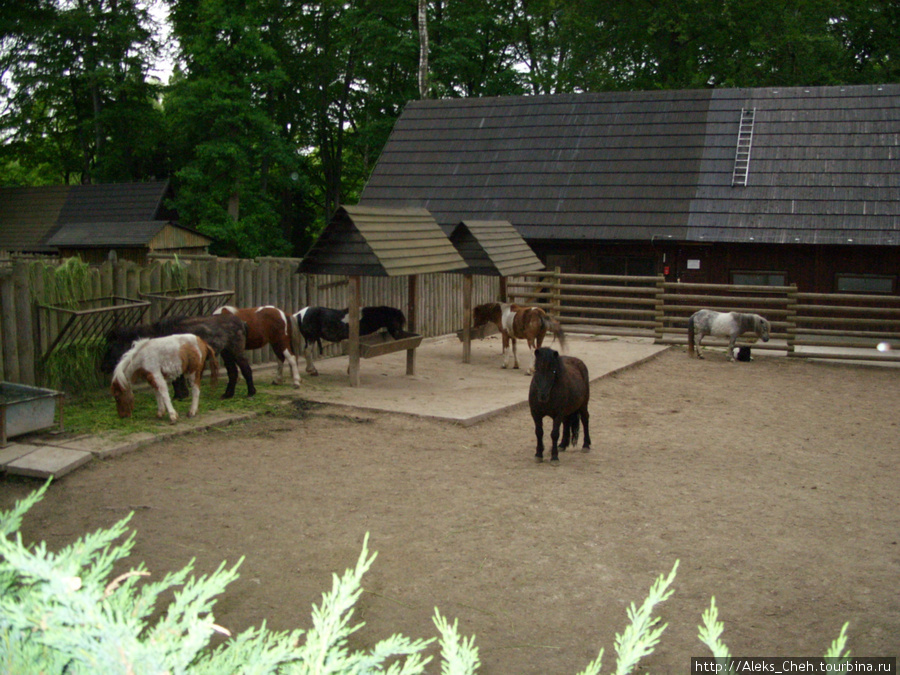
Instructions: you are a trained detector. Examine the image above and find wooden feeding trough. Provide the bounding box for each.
[449,220,545,362]
[298,205,466,386]
[343,330,424,359]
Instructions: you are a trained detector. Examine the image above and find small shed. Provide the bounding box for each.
[449,220,545,362]
[45,221,212,264]
[298,205,466,385]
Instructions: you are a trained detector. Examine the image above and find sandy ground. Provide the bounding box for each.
[1,341,898,674]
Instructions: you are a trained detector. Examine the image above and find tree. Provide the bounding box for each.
[0,0,166,185]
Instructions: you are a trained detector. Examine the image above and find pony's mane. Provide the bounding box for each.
[111,337,152,386]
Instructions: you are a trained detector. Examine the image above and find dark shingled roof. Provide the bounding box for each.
[0,180,176,252]
[46,221,206,248]
[359,84,900,247]
[450,220,544,276]
[298,205,466,276]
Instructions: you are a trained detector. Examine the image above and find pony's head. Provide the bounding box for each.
[756,316,771,342]
[110,377,135,418]
[472,303,499,329]
[531,347,561,403]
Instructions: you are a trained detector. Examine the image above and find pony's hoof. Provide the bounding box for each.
[550,458,560,466]
[534,456,543,463]
[524,369,533,375]
[293,382,302,389]
[581,446,591,453]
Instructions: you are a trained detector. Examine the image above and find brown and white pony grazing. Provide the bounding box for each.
[214,305,301,387]
[111,334,218,423]
[472,302,566,375]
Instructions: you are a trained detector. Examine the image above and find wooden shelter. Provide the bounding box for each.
[297,205,466,385]
[449,220,545,362]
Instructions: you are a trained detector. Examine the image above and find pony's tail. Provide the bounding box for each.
[289,312,303,356]
[687,315,695,357]
[545,315,567,351]
[566,412,581,447]
[205,345,219,386]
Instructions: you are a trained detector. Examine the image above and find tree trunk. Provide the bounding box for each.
[418,0,429,99]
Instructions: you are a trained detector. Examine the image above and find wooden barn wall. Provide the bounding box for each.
[0,256,500,386]
[529,241,900,295]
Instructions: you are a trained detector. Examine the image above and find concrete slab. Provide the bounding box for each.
[289,333,668,425]
[5,446,93,479]
[0,442,40,469]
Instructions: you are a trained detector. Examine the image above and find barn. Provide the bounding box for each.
[358,83,900,296]
[0,180,212,264]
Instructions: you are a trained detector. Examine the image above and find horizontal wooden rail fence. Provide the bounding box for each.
[507,271,900,364]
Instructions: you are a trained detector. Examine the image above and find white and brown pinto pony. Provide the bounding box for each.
[472,302,566,375]
[687,309,770,361]
[110,334,218,423]
[214,305,301,387]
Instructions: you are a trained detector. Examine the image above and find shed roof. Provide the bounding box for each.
[46,221,211,249]
[297,205,466,276]
[359,84,900,247]
[0,180,177,252]
[450,220,544,276]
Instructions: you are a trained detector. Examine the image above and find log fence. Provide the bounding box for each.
[2,258,899,388]
[507,270,900,363]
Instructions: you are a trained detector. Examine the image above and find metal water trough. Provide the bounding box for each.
[456,323,499,341]
[343,330,423,359]
[0,382,64,447]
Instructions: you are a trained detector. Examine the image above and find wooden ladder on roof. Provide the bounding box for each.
[731,108,756,187]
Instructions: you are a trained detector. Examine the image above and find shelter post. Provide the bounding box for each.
[462,273,473,363]
[499,276,508,302]
[407,275,418,375]
[348,275,361,387]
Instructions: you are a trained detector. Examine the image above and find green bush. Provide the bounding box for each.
[0,484,851,674]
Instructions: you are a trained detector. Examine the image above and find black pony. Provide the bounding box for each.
[291,305,406,376]
[101,314,255,399]
[528,347,591,465]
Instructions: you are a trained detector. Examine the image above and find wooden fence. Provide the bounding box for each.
[4,259,899,388]
[507,270,900,363]
[0,256,500,387]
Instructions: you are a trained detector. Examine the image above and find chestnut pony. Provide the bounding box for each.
[110,334,218,423]
[472,302,566,375]
[214,305,301,387]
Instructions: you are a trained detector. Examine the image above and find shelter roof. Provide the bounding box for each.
[359,84,900,246]
[450,220,544,276]
[297,205,466,276]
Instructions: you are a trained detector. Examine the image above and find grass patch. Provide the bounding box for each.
[62,385,282,437]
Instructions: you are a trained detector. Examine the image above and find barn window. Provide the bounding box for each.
[731,271,786,286]
[836,274,895,294]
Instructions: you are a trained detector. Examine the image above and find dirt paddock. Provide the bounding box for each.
[2,347,898,673]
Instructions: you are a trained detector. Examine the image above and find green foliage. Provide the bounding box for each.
[0,487,856,674]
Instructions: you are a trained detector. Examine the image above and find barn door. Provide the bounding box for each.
[676,247,710,284]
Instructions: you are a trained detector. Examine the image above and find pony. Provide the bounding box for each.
[687,309,770,361]
[110,334,219,423]
[291,306,406,376]
[101,313,254,399]
[472,302,566,375]
[528,347,591,465]
[213,305,301,388]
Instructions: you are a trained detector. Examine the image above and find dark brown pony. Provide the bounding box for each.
[214,305,301,387]
[529,347,591,465]
[472,302,566,375]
